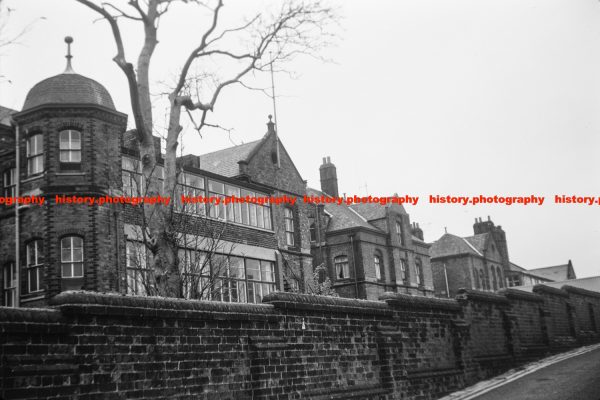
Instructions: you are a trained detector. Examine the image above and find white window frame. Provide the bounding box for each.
[126,241,151,295]
[26,240,43,293]
[374,254,383,281]
[3,263,17,307]
[3,168,16,198]
[26,134,44,176]
[59,129,82,163]
[284,208,295,246]
[61,236,84,278]
[334,255,350,280]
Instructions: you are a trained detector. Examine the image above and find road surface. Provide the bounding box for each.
[474,347,600,400]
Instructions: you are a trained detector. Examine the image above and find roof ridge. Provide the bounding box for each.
[461,237,483,257]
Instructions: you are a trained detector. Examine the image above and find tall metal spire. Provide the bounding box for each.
[269,53,281,168]
[64,36,75,74]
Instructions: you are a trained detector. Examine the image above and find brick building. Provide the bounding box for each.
[308,158,434,299]
[430,217,576,297]
[430,217,509,297]
[0,51,313,307]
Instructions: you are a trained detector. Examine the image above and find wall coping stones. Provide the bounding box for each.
[497,288,544,303]
[49,290,276,321]
[0,306,63,323]
[262,292,392,316]
[533,285,569,298]
[561,285,600,299]
[379,292,461,312]
[456,288,510,305]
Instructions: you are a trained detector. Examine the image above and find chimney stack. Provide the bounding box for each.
[319,156,339,197]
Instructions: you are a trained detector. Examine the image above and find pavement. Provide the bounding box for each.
[439,343,600,400]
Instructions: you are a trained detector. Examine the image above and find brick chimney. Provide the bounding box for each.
[411,222,424,241]
[319,156,338,197]
[473,216,510,271]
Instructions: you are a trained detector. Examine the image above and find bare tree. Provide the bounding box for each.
[74,0,337,283]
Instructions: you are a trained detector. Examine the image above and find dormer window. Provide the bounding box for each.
[26,134,44,176]
[59,130,82,166]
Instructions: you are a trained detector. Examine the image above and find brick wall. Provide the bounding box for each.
[1,284,600,400]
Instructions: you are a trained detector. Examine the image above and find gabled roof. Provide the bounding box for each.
[307,187,381,233]
[349,201,407,221]
[430,233,483,259]
[197,139,262,177]
[463,233,489,254]
[509,262,526,272]
[528,262,575,281]
[0,105,17,127]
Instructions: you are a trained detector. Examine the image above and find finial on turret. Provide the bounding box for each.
[64,36,75,74]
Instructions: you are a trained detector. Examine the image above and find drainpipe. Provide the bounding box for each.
[350,234,359,299]
[443,263,450,298]
[13,120,20,307]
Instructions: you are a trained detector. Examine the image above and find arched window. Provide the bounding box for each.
[3,262,17,307]
[374,253,384,281]
[309,222,317,242]
[474,268,481,289]
[496,266,503,288]
[491,266,498,290]
[334,255,349,280]
[479,270,486,290]
[26,240,44,293]
[414,258,423,286]
[395,219,405,246]
[26,134,44,175]
[61,236,84,278]
[59,130,82,164]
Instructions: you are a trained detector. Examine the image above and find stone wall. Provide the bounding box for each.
[1,284,600,400]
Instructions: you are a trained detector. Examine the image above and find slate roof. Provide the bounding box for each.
[430,233,483,259]
[528,264,574,281]
[349,201,407,221]
[197,139,262,177]
[23,73,115,111]
[513,276,600,293]
[463,233,489,254]
[307,187,381,233]
[0,105,17,126]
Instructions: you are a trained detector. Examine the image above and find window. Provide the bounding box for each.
[26,240,43,293]
[59,129,81,163]
[126,241,151,295]
[395,220,404,246]
[491,266,498,290]
[479,270,487,290]
[61,236,84,278]
[122,158,143,196]
[284,208,295,246]
[474,267,481,289]
[3,263,17,307]
[496,267,503,288]
[244,258,276,303]
[26,134,44,175]
[225,185,241,223]
[309,222,317,242]
[179,251,276,304]
[208,180,225,219]
[334,255,350,280]
[374,254,384,281]
[177,172,205,215]
[3,168,16,197]
[399,258,408,281]
[414,258,423,286]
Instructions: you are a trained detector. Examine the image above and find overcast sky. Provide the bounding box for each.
[1,0,599,278]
